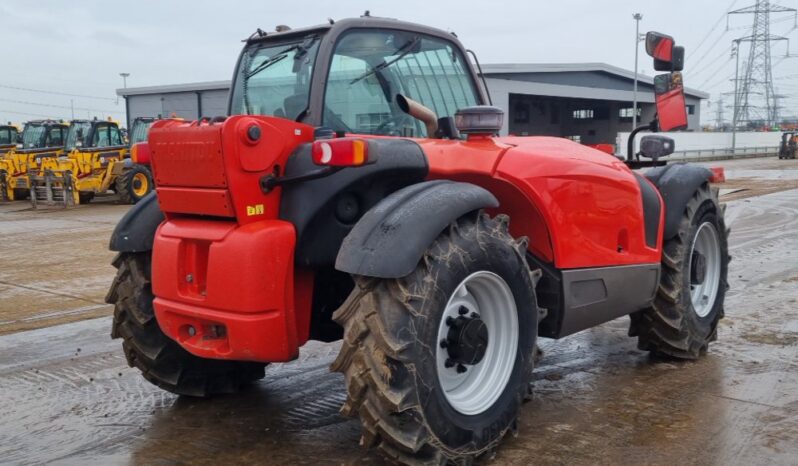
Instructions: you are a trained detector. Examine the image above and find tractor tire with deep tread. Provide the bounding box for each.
[629,183,730,359]
[116,165,153,205]
[107,252,266,397]
[332,211,538,465]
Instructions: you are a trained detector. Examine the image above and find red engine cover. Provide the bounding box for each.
[148,115,314,223]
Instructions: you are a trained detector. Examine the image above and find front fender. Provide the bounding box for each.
[109,191,164,252]
[335,180,499,279]
[644,163,712,240]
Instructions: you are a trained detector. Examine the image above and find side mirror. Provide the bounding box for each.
[647,32,684,72]
[646,32,674,62]
[639,135,675,161]
[654,72,688,131]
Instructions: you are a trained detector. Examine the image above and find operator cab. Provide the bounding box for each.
[229,16,488,138]
[64,119,125,153]
[19,120,68,151]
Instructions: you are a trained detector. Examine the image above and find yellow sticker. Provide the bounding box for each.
[246,204,265,216]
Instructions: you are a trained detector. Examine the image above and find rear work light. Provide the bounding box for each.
[130,142,151,165]
[311,138,376,167]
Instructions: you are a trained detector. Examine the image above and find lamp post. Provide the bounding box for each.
[632,13,643,129]
[119,72,130,89]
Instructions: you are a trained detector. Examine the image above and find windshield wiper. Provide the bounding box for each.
[245,47,294,79]
[245,36,317,80]
[350,36,420,85]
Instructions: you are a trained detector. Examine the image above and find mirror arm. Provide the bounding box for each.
[626,115,659,162]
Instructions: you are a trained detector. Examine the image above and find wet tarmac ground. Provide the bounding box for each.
[1,158,797,465]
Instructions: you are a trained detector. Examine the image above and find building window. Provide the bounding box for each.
[686,105,695,115]
[356,113,392,132]
[619,107,642,121]
[572,109,594,120]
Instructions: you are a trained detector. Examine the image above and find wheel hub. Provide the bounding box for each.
[435,271,519,416]
[691,250,707,285]
[442,307,489,369]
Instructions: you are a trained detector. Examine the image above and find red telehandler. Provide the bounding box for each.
[106,17,728,464]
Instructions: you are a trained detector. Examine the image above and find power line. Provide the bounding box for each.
[0,109,69,119]
[0,97,123,114]
[0,84,116,101]
[689,0,740,61]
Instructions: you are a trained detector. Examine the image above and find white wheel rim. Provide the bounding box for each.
[688,221,722,318]
[435,271,518,416]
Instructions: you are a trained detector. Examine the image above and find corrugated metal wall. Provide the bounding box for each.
[126,89,229,123]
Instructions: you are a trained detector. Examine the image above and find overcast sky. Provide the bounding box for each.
[3,0,798,126]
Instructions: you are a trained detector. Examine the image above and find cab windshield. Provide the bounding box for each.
[0,127,15,145]
[129,119,153,145]
[230,35,320,120]
[323,30,479,137]
[22,124,46,149]
[64,121,92,151]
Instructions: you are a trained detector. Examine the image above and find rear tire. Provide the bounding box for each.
[107,252,266,397]
[116,165,153,204]
[332,212,538,464]
[79,192,94,204]
[630,183,729,359]
[13,188,29,200]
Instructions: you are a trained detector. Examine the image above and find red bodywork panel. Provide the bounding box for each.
[421,136,663,268]
[148,116,315,362]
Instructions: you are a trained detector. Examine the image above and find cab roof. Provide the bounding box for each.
[245,15,458,45]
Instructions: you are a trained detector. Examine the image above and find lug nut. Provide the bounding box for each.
[458,306,469,315]
[444,358,455,368]
[470,312,480,319]
[446,316,456,326]
[440,339,448,349]
[456,364,467,374]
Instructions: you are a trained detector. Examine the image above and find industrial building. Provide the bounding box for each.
[117,63,706,145]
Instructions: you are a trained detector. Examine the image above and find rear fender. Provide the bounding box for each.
[644,164,712,240]
[109,191,164,252]
[335,180,499,278]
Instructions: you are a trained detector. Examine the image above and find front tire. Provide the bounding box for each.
[106,252,266,397]
[630,183,729,359]
[332,212,538,464]
[116,165,153,204]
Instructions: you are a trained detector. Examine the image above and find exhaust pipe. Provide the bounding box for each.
[396,94,438,137]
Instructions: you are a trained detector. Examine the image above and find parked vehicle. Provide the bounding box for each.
[29,119,154,207]
[778,131,796,159]
[106,18,729,464]
[0,120,68,201]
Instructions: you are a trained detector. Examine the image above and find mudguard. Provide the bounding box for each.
[335,180,499,279]
[108,191,165,252]
[644,163,712,240]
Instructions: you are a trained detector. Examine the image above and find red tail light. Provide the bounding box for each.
[311,138,374,167]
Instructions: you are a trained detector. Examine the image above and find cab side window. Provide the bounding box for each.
[109,126,123,146]
[47,127,65,146]
[93,125,111,147]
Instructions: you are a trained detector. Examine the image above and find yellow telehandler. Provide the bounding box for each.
[0,120,68,201]
[0,123,21,156]
[29,119,153,207]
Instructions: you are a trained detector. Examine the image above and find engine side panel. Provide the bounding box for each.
[495,137,663,269]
